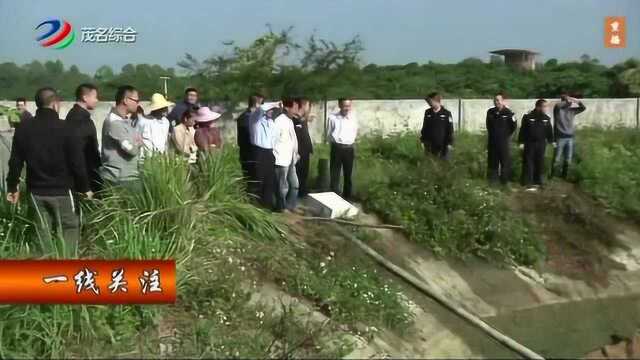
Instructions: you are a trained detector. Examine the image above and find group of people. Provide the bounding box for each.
[5,83,584,255]
[235,96,357,212]
[4,84,225,255]
[420,92,586,191]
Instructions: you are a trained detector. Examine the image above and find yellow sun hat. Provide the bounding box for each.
[148,93,174,112]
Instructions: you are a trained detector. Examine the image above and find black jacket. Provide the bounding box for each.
[236,109,252,149]
[6,108,89,195]
[420,107,454,147]
[65,104,101,191]
[518,110,554,144]
[486,106,516,143]
[292,115,313,156]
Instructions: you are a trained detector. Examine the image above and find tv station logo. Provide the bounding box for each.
[604,16,626,49]
[35,18,138,50]
[35,19,76,49]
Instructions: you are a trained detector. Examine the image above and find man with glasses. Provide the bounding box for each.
[99,85,143,190]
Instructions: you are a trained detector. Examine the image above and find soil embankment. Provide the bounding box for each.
[308,181,640,358]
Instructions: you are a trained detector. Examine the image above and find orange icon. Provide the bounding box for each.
[605,16,626,48]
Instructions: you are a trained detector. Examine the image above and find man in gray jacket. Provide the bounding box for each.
[552,93,586,178]
[100,85,143,190]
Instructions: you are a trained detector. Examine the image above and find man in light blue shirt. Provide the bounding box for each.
[249,102,280,209]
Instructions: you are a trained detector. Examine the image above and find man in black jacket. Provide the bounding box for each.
[6,87,92,257]
[65,83,102,192]
[167,87,200,128]
[518,99,556,191]
[236,93,263,183]
[486,92,517,185]
[294,97,314,197]
[421,92,454,159]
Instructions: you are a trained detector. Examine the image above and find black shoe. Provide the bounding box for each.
[561,163,569,179]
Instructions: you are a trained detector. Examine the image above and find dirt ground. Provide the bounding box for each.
[299,181,640,358]
[505,181,640,287]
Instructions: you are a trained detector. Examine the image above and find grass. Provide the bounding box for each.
[0,148,414,358]
[572,128,640,219]
[308,128,639,266]
[310,132,543,266]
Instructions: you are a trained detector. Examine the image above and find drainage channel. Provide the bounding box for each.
[324,222,545,360]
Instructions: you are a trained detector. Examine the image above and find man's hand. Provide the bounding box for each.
[447,145,454,151]
[519,144,525,151]
[6,191,19,204]
[84,191,94,200]
[552,142,558,148]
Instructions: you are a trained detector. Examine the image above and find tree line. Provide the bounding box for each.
[1,28,639,107]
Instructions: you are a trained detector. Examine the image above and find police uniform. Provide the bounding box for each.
[518,110,554,186]
[486,106,516,184]
[420,107,454,159]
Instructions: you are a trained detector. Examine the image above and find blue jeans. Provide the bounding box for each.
[275,163,299,211]
[554,137,574,166]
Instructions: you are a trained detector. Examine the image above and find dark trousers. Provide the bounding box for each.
[239,145,254,180]
[254,146,276,209]
[522,141,547,186]
[423,142,449,160]
[296,152,311,197]
[487,140,512,184]
[29,192,80,258]
[330,143,355,199]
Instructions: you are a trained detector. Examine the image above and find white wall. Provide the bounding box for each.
[1,98,638,147]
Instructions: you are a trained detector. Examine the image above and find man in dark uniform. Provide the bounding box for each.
[65,83,102,193]
[486,92,517,185]
[293,97,313,197]
[518,99,556,191]
[420,92,454,159]
[236,93,263,182]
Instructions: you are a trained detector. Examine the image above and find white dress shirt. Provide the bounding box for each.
[273,112,299,167]
[328,111,358,145]
[136,115,170,159]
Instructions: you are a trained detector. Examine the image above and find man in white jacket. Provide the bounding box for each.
[272,98,300,212]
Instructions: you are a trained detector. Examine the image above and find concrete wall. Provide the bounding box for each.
[461,98,639,132]
[1,98,638,148]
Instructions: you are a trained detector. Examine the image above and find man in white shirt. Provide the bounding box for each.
[327,98,358,200]
[137,93,172,160]
[272,98,300,212]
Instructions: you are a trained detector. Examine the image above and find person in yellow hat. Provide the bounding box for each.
[136,93,173,160]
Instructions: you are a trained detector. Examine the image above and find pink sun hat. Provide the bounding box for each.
[193,106,222,123]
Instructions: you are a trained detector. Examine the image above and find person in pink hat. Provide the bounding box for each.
[194,106,223,153]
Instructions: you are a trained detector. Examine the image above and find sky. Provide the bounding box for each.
[0,0,638,74]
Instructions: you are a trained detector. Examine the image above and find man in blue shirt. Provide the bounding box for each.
[249,101,280,209]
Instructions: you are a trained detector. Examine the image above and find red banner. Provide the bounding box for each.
[0,260,176,304]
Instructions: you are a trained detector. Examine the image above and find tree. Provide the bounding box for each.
[619,59,640,96]
[94,65,115,82]
[300,34,364,71]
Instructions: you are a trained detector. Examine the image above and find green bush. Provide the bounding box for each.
[354,132,543,265]
[0,148,414,358]
[573,128,640,218]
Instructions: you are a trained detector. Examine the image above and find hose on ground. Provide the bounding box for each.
[326,223,545,360]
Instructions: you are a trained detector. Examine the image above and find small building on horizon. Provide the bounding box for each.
[490,49,539,71]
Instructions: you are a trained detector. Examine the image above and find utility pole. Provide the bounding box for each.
[159,76,171,99]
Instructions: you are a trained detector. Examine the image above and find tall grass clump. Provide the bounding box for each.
[354,132,543,265]
[573,127,640,218]
[0,187,36,258]
[86,154,197,260]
